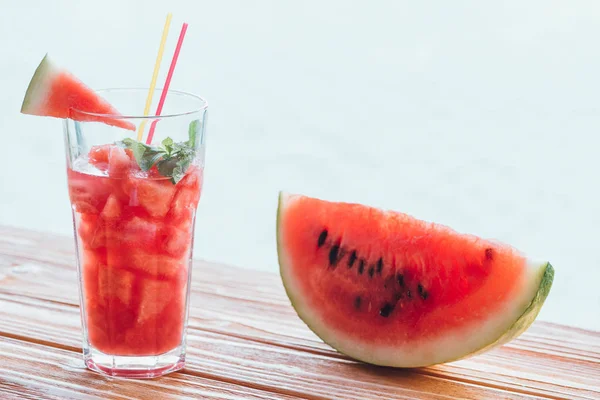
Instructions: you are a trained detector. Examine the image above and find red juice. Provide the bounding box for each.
[68,145,202,356]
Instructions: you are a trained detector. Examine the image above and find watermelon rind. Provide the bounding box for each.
[276,191,554,368]
[466,261,553,359]
[21,53,58,115]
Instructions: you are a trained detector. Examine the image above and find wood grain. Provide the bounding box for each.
[0,225,599,399]
[0,294,540,400]
[0,336,301,400]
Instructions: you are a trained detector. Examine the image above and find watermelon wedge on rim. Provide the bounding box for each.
[21,54,135,131]
[276,192,554,368]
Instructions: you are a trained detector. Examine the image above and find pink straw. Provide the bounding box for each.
[146,22,189,144]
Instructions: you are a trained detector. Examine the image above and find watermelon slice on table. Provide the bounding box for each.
[20,54,135,131]
[276,192,554,368]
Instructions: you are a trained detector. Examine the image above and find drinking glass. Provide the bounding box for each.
[63,88,208,378]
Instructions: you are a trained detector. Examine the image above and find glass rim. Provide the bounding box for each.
[69,87,208,120]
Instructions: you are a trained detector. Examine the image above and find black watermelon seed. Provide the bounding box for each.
[329,245,340,266]
[397,274,404,287]
[485,248,494,261]
[368,266,375,278]
[348,250,357,268]
[376,258,383,274]
[358,260,365,274]
[406,289,412,299]
[380,303,394,317]
[354,296,362,309]
[418,284,429,300]
[317,230,328,247]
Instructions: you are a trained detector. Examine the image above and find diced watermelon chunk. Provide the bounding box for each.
[86,295,137,355]
[129,177,177,218]
[20,54,135,131]
[123,295,186,355]
[120,148,142,174]
[103,217,158,266]
[108,178,131,205]
[97,265,135,307]
[88,145,110,172]
[118,216,159,248]
[119,249,188,279]
[105,301,138,353]
[136,279,174,323]
[160,221,193,258]
[77,214,107,250]
[85,303,109,350]
[82,245,108,266]
[107,146,131,178]
[89,145,134,178]
[82,250,101,303]
[100,195,121,220]
[68,170,111,215]
[169,169,202,222]
[89,145,110,164]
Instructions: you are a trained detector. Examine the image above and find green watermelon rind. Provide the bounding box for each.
[21,53,56,115]
[276,191,554,368]
[463,261,554,360]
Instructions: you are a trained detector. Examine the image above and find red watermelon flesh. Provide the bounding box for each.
[21,54,135,131]
[276,192,554,368]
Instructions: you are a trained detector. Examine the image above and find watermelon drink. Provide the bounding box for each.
[69,153,201,354]
[64,88,208,378]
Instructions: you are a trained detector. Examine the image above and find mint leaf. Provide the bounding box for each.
[162,137,173,148]
[119,138,136,147]
[170,156,192,184]
[139,149,165,171]
[117,136,196,184]
[118,139,166,171]
[171,142,188,154]
[171,165,185,184]
[156,153,192,184]
[188,120,200,149]
[161,137,174,155]
[156,158,178,177]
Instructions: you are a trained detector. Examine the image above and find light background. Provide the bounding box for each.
[1,1,599,330]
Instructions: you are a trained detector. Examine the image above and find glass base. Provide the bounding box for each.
[84,345,185,379]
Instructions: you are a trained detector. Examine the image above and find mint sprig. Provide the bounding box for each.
[117,120,200,184]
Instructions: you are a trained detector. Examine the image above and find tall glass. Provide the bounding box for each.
[63,88,208,378]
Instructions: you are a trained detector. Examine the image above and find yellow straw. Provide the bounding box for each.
[136,13,173,141]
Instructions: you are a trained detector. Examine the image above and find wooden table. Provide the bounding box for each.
[0,226,598,400]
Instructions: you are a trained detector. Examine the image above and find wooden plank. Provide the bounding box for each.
[3,289,598,400]
[0,335,301,400]
[0,295,542,400]
[1,225,599,399]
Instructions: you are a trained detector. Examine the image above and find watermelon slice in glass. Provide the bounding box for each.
[20,54,135,131]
